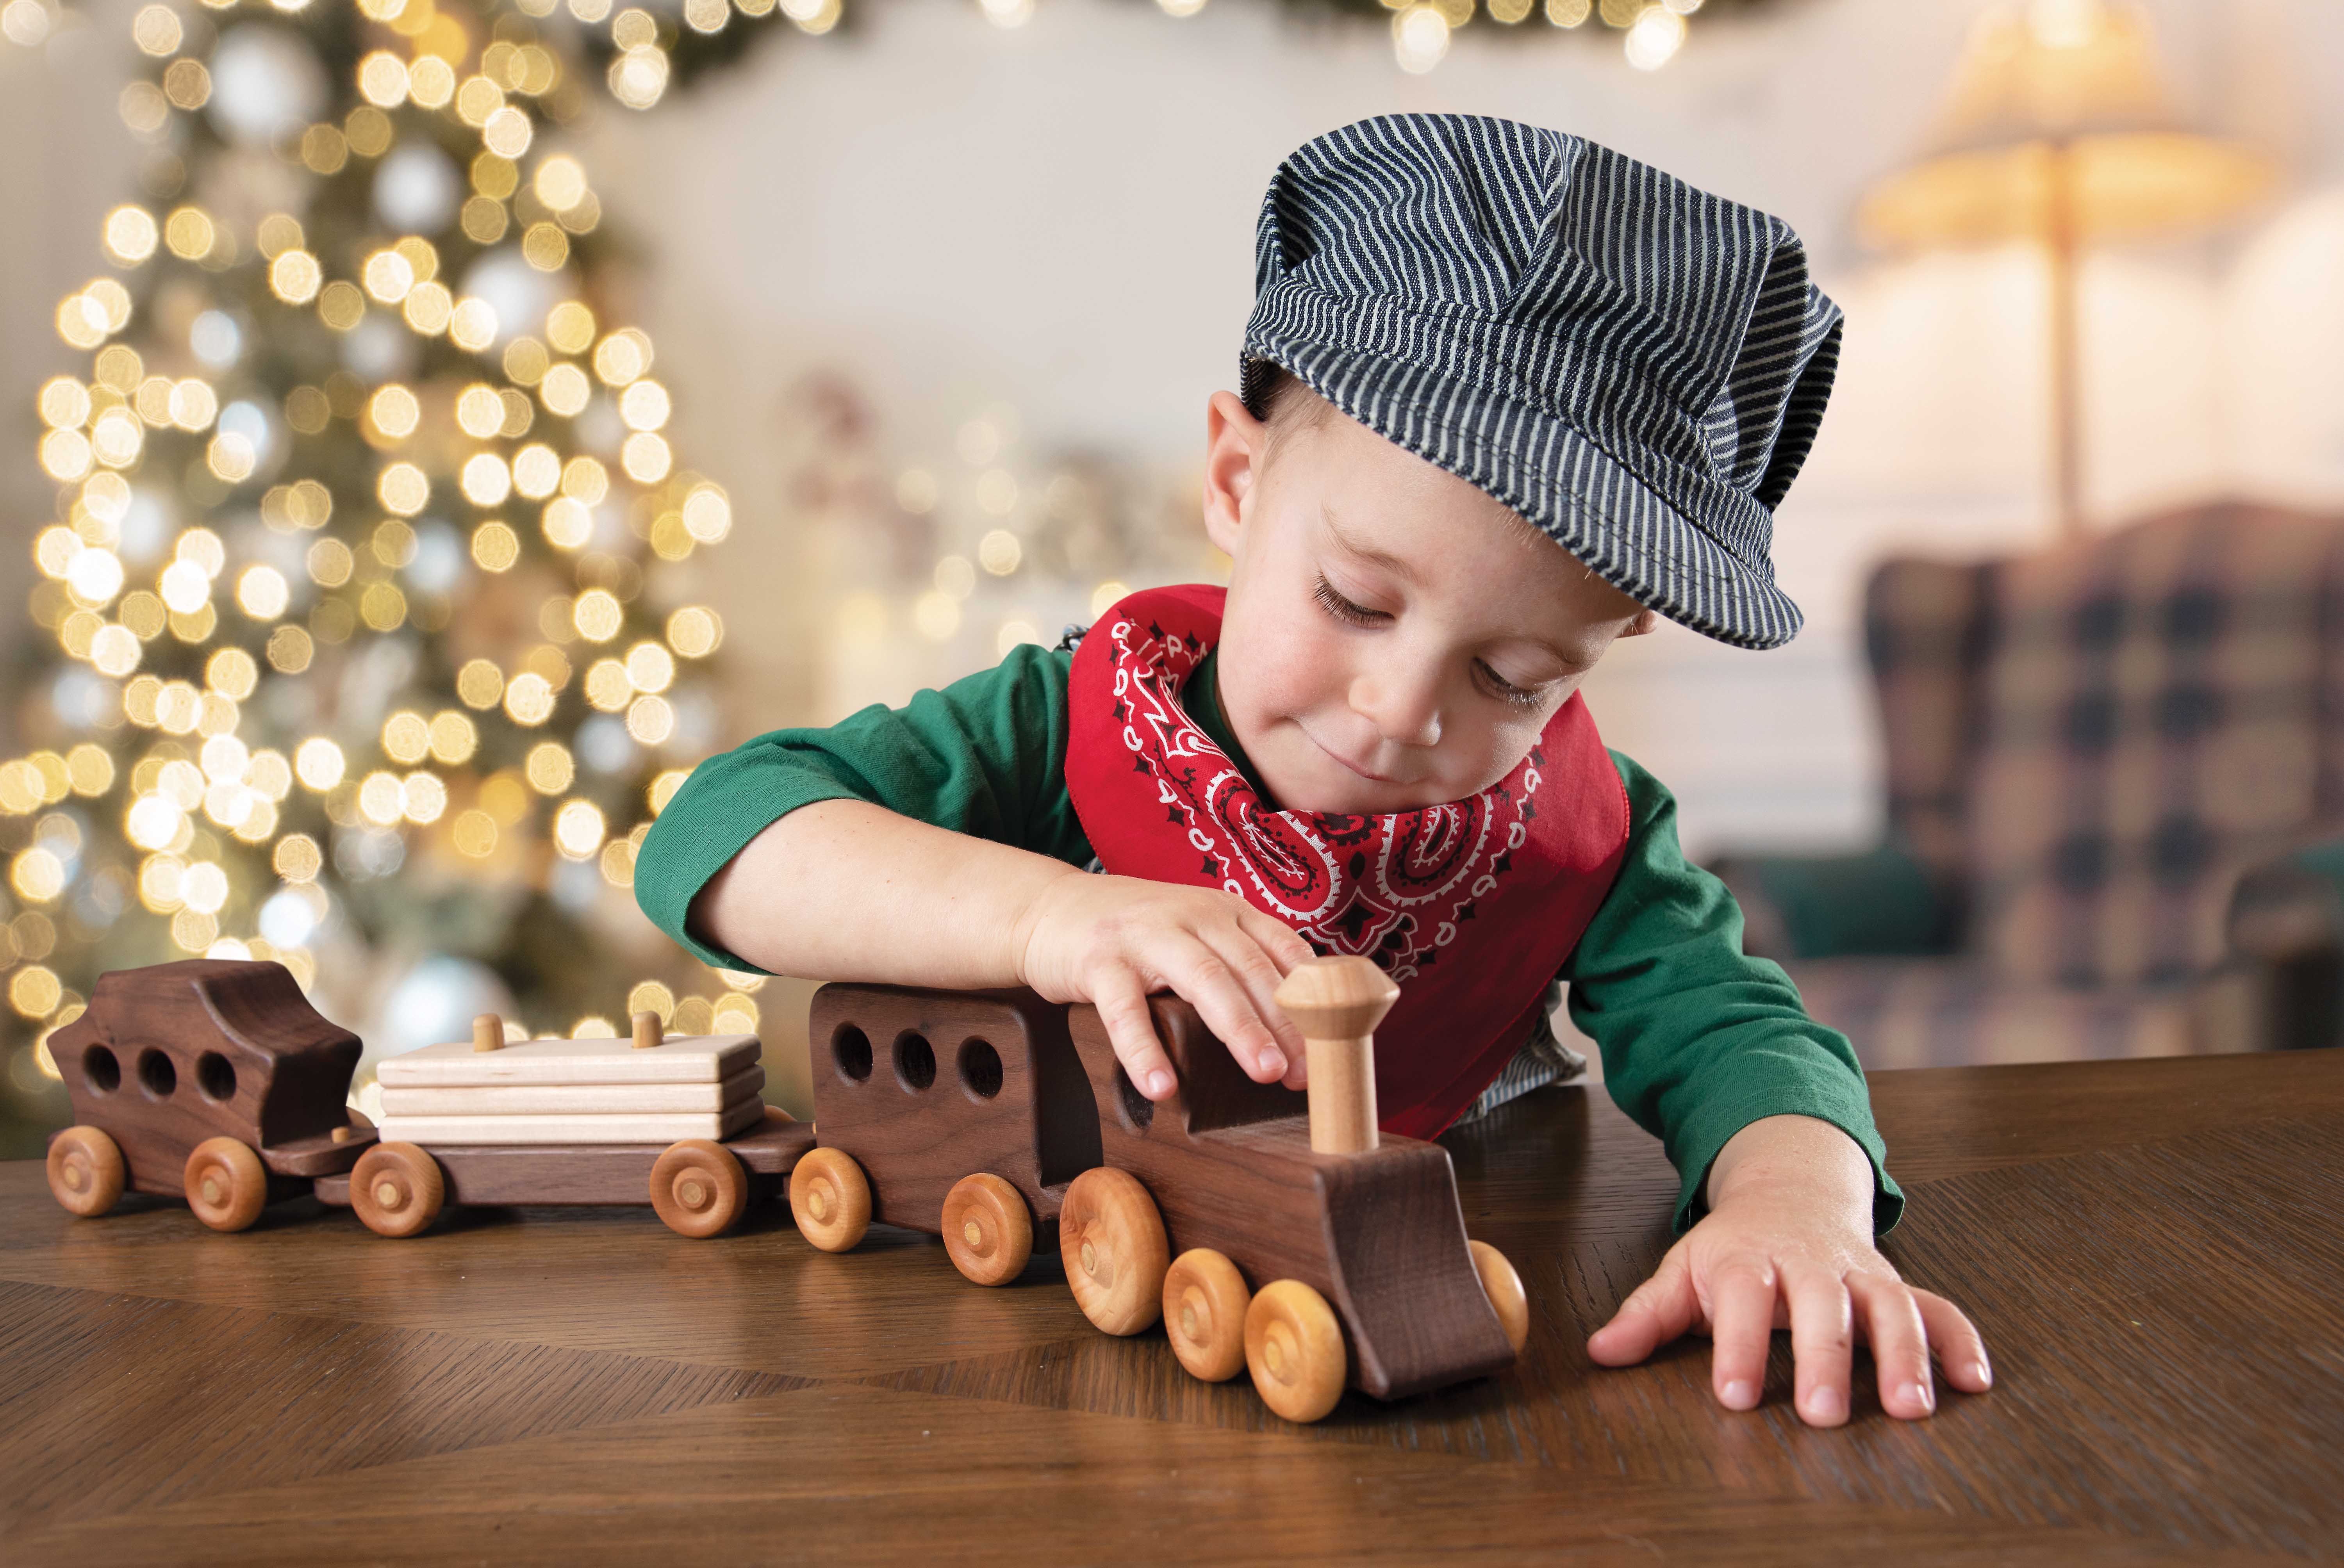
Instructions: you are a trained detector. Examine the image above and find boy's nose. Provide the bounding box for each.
[1348,671,1442,750]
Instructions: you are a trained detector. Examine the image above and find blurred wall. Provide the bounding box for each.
[574,0,2344,855]
[10,0,2344,862]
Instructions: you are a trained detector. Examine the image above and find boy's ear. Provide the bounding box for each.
[1202,389,1266,558]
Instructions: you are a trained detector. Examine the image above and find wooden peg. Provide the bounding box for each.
[331,1125,353,1144]
[472,1014,503,1053]
[1272,956,1398,1156]
[632,1010,662,1050]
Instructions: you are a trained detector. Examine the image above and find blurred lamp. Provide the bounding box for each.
[1856,0,2279,539]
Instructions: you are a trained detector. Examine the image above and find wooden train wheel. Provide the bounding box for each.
[351,1142,444,1239]
[184,1137,268,1233]
[46,1126,125,1218]
[1244,1279,1347,1423]
[789,1146,871,1252]
[1060,1167,1168,1336]
[942,1172,1033,1286]
[650,1139,749,1239]
[1468,1240,1530,1355]
[1163,1248,1250,1382]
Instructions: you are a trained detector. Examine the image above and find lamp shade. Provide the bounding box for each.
[1857,0,2279,249]
[1860,134,2278,248]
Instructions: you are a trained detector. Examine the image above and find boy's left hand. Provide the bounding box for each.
[1584,1114,1991,1427]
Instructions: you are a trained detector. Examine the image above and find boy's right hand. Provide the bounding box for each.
[1011,871,1315,1101]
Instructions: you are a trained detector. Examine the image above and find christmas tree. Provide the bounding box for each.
[2,0,763,1153]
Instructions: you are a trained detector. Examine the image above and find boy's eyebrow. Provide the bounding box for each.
[1320,506,1418,583]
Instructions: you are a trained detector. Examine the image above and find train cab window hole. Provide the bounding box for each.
[832,1025,873,1083]
[83,1046,120,1094]
[196,1050,237,1103]
[1115,1064,1155,1132]
[894,1032,937,1092]
[958,1037,1003,1101]
[137,1048,177,1099]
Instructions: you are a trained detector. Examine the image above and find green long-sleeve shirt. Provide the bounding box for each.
[636,639,1902,1235]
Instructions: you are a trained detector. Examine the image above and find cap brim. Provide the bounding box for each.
[1250,344,1804,651]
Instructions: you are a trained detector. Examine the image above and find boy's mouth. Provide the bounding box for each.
[1306,728,1400,785]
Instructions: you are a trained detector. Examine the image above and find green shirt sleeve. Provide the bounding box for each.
[1563,750,1904,1237]
[633,641,1094,971]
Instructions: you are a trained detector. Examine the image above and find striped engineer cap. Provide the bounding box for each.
[1240,113,1844,650]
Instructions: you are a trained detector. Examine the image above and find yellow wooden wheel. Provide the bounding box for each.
[1163,1247,1250,1382]
[351,1141,444,1238]
[651,1139,749,1239]
[1244,1279,1347,1423]
[1468,1239,1529,1355]
[789,1146,871,1252]
[942,1172,1033,1286]
[1059,1166,1168,1336]
[184,1136,269,1233]
[47,1125,125,1218]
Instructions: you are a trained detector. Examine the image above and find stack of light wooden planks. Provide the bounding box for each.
[376,1028,766,1145]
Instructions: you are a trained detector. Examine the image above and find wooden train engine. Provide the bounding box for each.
[794,956,1529,1422]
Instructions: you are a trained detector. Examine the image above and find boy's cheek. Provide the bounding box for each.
[1229,616,1347,728]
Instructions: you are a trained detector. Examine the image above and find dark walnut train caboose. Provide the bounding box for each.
[792,955,1531,1423]
[43,959,378,1230]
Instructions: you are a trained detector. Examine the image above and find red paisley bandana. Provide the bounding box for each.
[1065,583,1631,1137]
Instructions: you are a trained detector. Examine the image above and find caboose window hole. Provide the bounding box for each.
[83,1045,120,1094]
[1115,1064,1155,1131]
[958,1037,1003,1101]
[196,1050,238,1103]
[137,1048,177,1098]
[832,1025,873,1083]
[894,1031,937,1092]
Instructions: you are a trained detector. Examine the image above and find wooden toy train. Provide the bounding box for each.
[43,955,1529,1422]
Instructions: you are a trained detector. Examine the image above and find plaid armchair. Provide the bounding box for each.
[1714,499,2344,1070]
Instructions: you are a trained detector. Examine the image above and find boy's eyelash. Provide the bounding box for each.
[1312,577,1384,626]
[1313,576,1547,709]
[1478,666,1546,708]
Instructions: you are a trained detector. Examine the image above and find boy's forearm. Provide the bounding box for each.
[686,798,1083,987]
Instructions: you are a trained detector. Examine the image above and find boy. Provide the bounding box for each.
[637,114,1989,1427]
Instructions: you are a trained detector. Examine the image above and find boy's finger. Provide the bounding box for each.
[1913,1289,1993,1393]
[1849,1273,1934,1419]
[1704,1256,1777,1411]
[1586,1247,1695,1367]
[1157,936,1288,1083]
[1237,907,1316,975]
[1090,966,1177,1101]
[1196,924,1306,1060]
[1783,1263,1854,1427]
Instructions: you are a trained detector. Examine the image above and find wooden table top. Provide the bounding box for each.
[5,1049,2340,1565]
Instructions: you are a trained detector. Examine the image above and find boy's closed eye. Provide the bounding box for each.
[1310,574,1560,711]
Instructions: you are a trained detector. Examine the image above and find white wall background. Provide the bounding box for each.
[11,0,2344,859]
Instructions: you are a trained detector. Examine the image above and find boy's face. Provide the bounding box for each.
[1200,385,1657,816]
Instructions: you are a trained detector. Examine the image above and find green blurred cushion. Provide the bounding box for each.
[1732,841,1957,961]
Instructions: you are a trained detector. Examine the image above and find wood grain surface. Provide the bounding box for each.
[4,1049,2339,1564]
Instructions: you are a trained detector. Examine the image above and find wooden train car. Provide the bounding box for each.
[318,1013,817,1238]
[42,959,377,1231]
[795,957,1529,1422]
